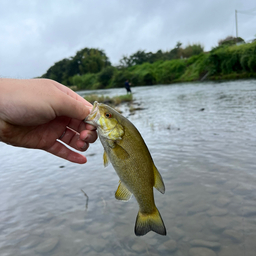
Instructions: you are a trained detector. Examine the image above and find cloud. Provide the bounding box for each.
[0,0,255,78]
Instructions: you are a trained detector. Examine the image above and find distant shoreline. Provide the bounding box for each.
[42,41,256,91]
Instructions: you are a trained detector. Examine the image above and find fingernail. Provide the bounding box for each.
[81,142,89,151]
[83,135,89,141]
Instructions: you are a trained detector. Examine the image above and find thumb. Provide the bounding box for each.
[53,92,92,120]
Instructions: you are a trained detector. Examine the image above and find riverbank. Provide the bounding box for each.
[69,41,256,90]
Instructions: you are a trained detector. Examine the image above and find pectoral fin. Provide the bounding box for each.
[153,165,165,194]
[106,140,130,160]
[115,181,133,201]
[103,151,109,167]
[109,143,130,160]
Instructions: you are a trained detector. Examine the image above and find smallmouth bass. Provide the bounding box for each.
[84,101,166,236]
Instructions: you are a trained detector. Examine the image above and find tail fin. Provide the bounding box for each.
[134,207,166,236]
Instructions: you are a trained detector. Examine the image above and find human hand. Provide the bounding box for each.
[0,78,97,164]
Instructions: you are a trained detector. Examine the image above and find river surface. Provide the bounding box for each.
[1,80,256,256]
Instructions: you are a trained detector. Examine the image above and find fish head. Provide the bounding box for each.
[84,101,124,140]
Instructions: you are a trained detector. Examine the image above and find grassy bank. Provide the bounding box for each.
[84,93,133,106]
[70,41,256,90]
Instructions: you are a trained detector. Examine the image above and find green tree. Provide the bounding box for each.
[165,42,183,60]
[98,66,116,87]
[41,47,111,85]
[118,55,133,68]
[118,50,154,68]
[41,58,71,84]
[218,36,245,46]
[77,48,111,74]
[182,44,204,58]
[150,50,165,62]
[129,50,152,65]
[176,41,182,49]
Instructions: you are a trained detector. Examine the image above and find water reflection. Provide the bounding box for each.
[1,80,256,255]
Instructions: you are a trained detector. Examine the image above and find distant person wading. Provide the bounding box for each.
[124,80,132,94]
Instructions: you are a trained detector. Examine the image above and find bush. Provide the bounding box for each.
[129,62,156,85]
[178,54,208,81]
[98,66,116,88]
[218,36,245,46]
[182,44,204,58]
[155,59,186,83]
[248,55,256,72]
[71,73,98,90]
[240,55,250,71]
[186,53,204,66]
[220,54,240,74]
[112,70,132,88]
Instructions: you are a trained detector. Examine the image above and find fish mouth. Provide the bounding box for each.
[84,101,99,126]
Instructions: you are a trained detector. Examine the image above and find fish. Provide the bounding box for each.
[84,101,166,236]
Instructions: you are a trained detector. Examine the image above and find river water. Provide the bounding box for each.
[1,80,256,256]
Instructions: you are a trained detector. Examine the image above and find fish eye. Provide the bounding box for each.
[105,113,112,118]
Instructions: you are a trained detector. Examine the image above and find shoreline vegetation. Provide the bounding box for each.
[41,37,256,90]
[84,94,133,106]
[84,94,145,114]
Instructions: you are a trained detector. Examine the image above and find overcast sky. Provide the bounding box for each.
[1,0,255,79]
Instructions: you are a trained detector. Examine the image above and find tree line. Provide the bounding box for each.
[41,48,111,86]
[41,36,256,90]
